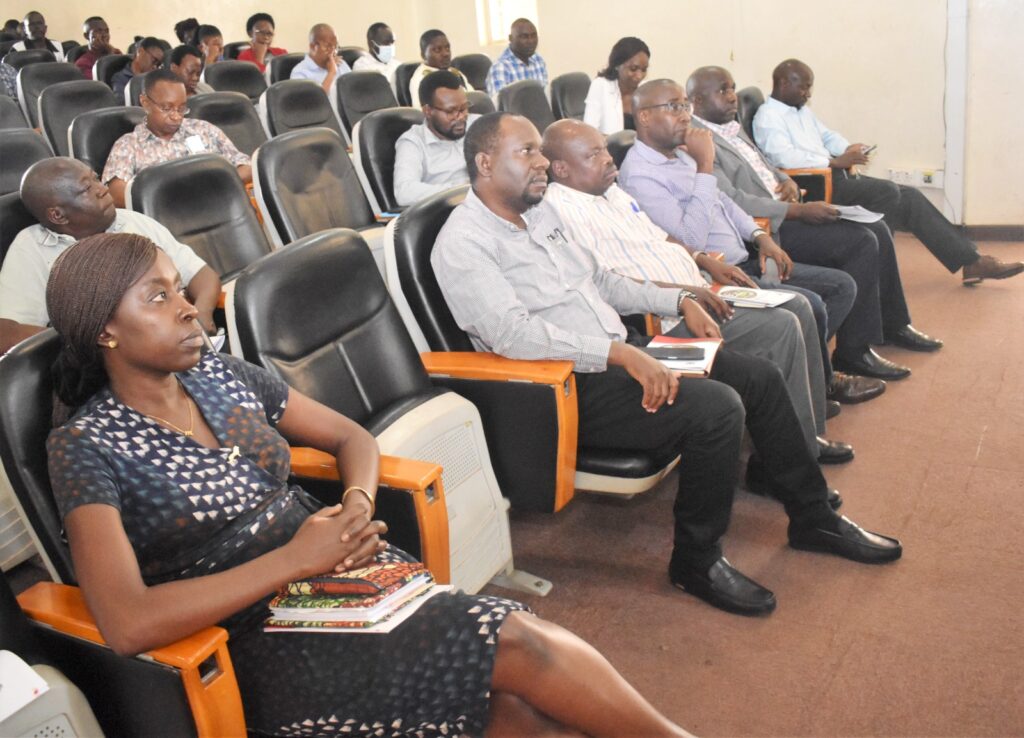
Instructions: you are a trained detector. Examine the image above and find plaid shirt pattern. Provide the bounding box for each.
[485,46,548,96]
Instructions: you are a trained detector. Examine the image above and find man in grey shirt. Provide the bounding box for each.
[394,71,479,206]
[431,112,901,617]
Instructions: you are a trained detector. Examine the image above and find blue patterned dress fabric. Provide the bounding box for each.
[48,351,527,736]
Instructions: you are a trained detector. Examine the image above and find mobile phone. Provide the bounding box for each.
[862,144,877,155]
[644,346,705,361]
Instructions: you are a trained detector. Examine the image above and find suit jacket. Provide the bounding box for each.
[691,118,792,234]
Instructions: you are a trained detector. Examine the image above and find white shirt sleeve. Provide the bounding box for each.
[119,211,208,285]
[0,229,53,326]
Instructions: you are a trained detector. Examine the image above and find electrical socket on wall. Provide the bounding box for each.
[888,168,944,188]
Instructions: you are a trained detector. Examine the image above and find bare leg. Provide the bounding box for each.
[487,692,587,737]
[488,612,693,738]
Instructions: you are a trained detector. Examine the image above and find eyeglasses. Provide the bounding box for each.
[639,101,693,115]
[253,28,274,37]
[431,104,469,117]
[150,103,190,116]
[140,48,164,66]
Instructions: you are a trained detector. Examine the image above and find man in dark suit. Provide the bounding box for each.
[687,66,941,382]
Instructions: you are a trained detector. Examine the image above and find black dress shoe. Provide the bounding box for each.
[833,349,911,381]
[827,371,886,404]
[746,457,843,510]
[884,325,943,352]
[825,400,841,419]
[817,436,854,465]
[669,557,776,615]
[789,515,902,564]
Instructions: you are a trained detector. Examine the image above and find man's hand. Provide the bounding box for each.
[829,143,870,169]
[680,127,715,173]
[608,342,680,413]
[690,286,733,321]
[697,254,759,288]
[775,179,801,203]
[797,201,840,224]
[755,234,793,280]
[680,297,722,339]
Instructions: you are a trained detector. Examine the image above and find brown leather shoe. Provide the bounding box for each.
[827,371,886,404]
[962,254,1024,286]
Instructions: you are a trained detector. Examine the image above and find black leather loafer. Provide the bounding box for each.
[669,557,776,616]
[833,349,911,381]
[884,325,943,352]
[825,400,842,419]
[817,436,854,465]
[788,515,902,564]
[827,371,886,404]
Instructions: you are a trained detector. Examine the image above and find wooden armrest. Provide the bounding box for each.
[753,217,772,233]
[289,449,451,583]
[18,582,245,737]
[782,167,833,203]
[421,351,573,385]
[217,291,226,309]
[374,214,398,224]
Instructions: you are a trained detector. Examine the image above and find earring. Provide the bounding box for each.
[107,339,118,349]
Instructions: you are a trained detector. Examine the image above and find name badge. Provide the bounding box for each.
[184,135,206,154]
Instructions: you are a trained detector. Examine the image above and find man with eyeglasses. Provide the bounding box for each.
[393,70,479,206]
[111,37,164,100]
[290,23,350,93]
[10,12,66,61]
[103,69,252,208]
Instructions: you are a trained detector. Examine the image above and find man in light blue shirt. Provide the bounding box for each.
[290,23,350,94]
[485,18,548,99]
[754,59,1023,287]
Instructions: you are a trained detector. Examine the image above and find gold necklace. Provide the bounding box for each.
[143,383,195,437]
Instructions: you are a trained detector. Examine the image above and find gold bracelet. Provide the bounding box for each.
[342,486,375,514]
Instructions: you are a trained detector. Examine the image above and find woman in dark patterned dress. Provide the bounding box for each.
[43,233,690,738]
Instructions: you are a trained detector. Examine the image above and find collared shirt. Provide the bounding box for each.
[0,210,208,326]
[11,38,66,62]
[102,119,250,186]
[432,189,680,373]
[75,48,100,79]
[289,54,351,84]
[582,76,624,135]
[352,53,401,94]
[752,96,851,169]
[408,64,474,108]
[618,138,757,266]
[485,46,548,97]
[696,115,780,199]
[393,115,479,206]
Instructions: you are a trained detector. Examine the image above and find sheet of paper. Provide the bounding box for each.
[833,204,885,223]
[0,650,49,722]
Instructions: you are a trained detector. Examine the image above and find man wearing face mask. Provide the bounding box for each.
[353,21,401,93]
[290,23,350,94]
[393,71,479,206]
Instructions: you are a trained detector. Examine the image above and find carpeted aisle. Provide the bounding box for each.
[490,235,1024,737]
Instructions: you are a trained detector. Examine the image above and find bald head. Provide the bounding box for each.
[631,78,680,117]
[687,66,737,124]
[542,119,617,196]
[21,158,85,218]
[309,23,333,44]
[21,158,116,237]
[771,59,813,108]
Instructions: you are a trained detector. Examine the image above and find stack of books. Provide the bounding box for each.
[264,561,448,634]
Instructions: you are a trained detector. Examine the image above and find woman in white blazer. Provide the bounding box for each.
[583,37,650,135]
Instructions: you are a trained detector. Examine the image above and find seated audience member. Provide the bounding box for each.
[688,66,942,375]
[434,112,902,616]
[352,22,400,91]
[618,80,905,386]
[75,16,122,80]
[173,17,199,47]
[409,29,474,108]
[1,18,21,41]
[754,59,1024,287]
[169,44,213,96]
[394,71,479,206]
[485,18,547,99]
[290,23,350,93]
[103,69,251,207]
[112,37,165,99]
[237,12,286,73]
[196,24,223,66]
[0,158,220,354]
[541,119,853,463]
[584,37,649,135]
[43,233,691,738]
[10,11,66,61]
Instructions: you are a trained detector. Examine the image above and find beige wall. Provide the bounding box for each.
[28,0,1022,224]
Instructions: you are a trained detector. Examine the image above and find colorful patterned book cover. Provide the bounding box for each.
[279,561,428,597]
[270,575,433,616]
[264,585,451,634]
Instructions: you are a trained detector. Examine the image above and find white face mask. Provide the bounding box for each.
[374,42,395,63]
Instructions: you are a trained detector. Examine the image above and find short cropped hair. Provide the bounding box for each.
[137,36,163,55]
[170,44,201,67]
[245,12,274,37]
[143,67,185,96]
[367,22,389,39]
[419,29,445,57]
[197,24,221,43]
[464,111,511,182]
[418,70,462,108]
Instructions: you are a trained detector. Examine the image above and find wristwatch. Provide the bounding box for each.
[750,228,768,242]
[676,289,698,316]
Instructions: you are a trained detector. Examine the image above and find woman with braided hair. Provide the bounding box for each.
[44,233,689,737]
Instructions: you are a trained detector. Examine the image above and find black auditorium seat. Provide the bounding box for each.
[187,91,267,157]
[606,129,636,169]
[267,52,304,84]
[451,53,491,92]
[64,45,88,64]
[497,79,555,132]
[222,41,250,60]
[737,85,765,141]
[201,60,267,102]
[93,53,130,89]
[337,46,367,69]
[394,61,419,106]
[259,79,344,139]
[352,107,422,215]
[0,191,37,262]
[550,72,590,120]
[0,129,52,196]
[4,48,55,70]
[38,79,116,156]
[0,95,28,129]
[16,62,82,127]
[335,70,398,136]
[124,70,147,106]
[466,90,495,115]
[69,106,145,175]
